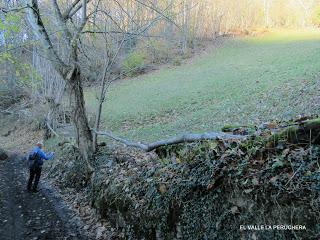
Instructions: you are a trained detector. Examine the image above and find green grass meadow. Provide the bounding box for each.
[85,29,320,142]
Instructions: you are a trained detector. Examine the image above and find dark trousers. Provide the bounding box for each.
[27,166,42,191]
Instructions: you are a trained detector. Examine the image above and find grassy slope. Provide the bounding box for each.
[85,29,320,142]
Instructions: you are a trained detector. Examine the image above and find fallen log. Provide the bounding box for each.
[267,118,320,146]
[94,130,246,152]
[0,109,15,115]
[45,121,60,138]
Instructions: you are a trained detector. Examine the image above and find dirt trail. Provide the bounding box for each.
[0,152,86,240]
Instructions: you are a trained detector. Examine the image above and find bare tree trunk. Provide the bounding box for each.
[182,0,189,54]
[67,67,94,169]
[92,85,105,152]
[263,0,271,27]
[92,102,102,152]
[92,57,109,152]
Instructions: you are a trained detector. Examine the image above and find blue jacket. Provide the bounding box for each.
[28,146,54,168]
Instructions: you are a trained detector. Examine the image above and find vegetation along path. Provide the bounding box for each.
[0,152,85,240]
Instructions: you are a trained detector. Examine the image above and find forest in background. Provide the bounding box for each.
[2,0,320,103]
[2,0,320,158]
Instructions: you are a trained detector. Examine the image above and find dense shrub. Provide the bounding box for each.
[121,51,145,77]
[171,56,182,66]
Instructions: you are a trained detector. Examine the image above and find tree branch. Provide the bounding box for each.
[45,120,60,137]
[82,30,162,38]
[133,0,181,30]
[70,0,89,48]
[26,0,68,76]
[81,0,87,25]
[94,130,246,152]
[0,5,29,13]
[51,0,72,45]
[62,0,81,19]
[65,0,92,20]
[0,109,15,115]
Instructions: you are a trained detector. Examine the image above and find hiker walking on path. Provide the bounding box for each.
[27,141,54,192]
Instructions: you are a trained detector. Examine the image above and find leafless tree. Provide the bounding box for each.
[22,0,97,168]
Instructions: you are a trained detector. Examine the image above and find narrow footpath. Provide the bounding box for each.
[0,152,86,240]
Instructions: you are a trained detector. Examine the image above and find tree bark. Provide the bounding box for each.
[66,67,94,168]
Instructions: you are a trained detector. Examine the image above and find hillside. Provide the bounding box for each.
[85,29,320,142]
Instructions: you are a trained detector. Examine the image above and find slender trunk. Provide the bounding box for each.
[92,98,103,152]
[67,67,94,169]
[182,0,189,54]
[263,0,270,27]
[92,75,106,153]
[92,57,109,152]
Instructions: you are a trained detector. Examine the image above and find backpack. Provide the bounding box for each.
[29,151,39,168]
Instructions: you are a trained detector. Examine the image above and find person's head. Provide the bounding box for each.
[36,141,43,149]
